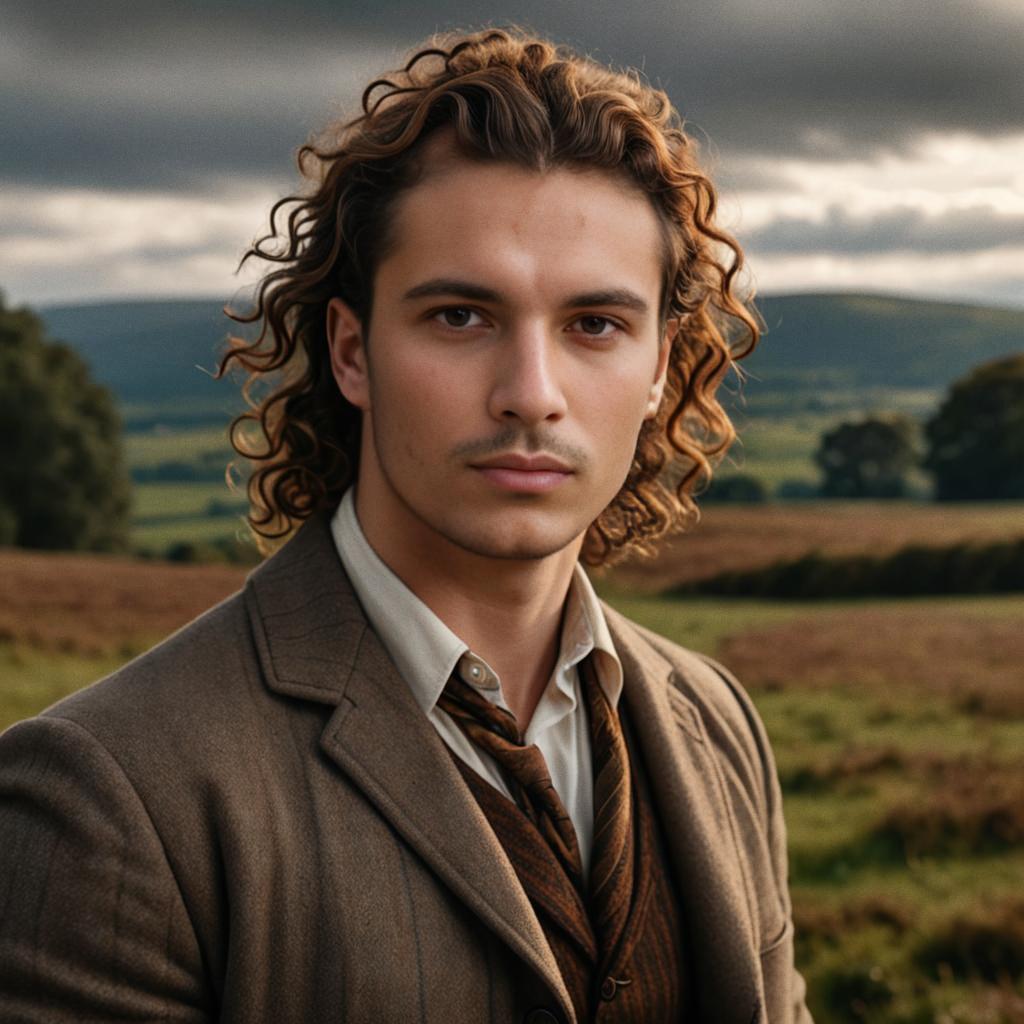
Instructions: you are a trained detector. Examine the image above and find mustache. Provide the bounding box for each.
[451,427,588,471]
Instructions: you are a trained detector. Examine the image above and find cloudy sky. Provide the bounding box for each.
[4,0,1023,309]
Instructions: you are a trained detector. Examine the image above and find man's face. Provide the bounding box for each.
[328,150,672,566]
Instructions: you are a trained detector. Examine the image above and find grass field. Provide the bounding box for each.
[2,535,1022,1021]
[124,424,233,468]
[130,480,249,550]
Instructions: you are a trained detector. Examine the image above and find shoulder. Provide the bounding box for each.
[38,586,256,738]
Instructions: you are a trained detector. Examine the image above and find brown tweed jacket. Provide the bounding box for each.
[0,514,811,1023]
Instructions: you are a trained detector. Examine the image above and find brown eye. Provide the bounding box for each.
[440,307,474,327]
[578,315,613,336]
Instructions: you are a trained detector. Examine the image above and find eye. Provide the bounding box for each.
[572,315,619,337]
[434,307,484,329]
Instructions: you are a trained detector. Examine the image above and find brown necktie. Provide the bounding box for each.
[440,654,638,1005]
[579,655,635,990]
[436,669,585,891]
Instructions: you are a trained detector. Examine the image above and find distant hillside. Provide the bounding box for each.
[751,294,1024,389]
[39,299,245,420]
[40,293,1024,419]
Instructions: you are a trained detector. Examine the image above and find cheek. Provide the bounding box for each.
[580,365,657,435]
[369,349,469,445]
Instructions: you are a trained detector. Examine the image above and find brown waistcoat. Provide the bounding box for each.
[450,704,688,1023]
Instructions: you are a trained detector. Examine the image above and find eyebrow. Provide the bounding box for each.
[401,278,651,316]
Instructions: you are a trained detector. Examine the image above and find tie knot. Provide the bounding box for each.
[443,671,523,745]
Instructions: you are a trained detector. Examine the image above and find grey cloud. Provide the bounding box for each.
[3,0,1023,192]
[746,204,1024,255]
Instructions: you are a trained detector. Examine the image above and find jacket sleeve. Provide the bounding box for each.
[0,714,212,1022]
[699,655,814,1024]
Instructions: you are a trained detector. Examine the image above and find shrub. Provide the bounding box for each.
[871,768,1024,859]
[672,538,1024,599]
[915,903,1024,983]
[702,472,769,503]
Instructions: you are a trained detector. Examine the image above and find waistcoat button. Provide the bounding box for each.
[600,975,632,1000]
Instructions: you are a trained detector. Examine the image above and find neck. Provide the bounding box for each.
[355,489,582,731]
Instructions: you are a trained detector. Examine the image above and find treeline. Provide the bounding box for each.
[672,538,1024,599]
[707,351,1024,503]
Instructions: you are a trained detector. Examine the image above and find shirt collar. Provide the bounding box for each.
[330,488,623,715]
[331,489,467,716]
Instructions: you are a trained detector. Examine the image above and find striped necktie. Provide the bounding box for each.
[436,669,585,892]
[436,654,634,960]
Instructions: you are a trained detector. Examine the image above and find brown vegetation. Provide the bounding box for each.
[793,895,913,945]
[781,746,907,793]
[601,501,1024,593]
[916,902,1024,983]
[0,547,245,656]
[873,763,1024,859]
[717,605,1024,714]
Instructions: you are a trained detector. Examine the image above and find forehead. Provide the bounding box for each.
[376,146,666,307]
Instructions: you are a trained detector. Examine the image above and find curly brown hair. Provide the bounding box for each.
[219,26,760,566]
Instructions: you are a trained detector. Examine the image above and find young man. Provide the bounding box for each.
[0,29,811,1024]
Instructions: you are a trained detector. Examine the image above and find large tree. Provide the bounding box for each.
[814,414,919,498]
[925,353,1024,500]
[0,294,131,550]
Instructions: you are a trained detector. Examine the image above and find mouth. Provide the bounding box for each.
[469,453,575,494]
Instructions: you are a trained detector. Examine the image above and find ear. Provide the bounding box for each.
[643,318,676,420]
[326,296,370,410]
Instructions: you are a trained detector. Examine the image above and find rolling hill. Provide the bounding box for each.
[39,293,1024,422]
[752,293,1024,388]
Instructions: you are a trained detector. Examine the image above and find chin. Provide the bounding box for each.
[438,517,584,563]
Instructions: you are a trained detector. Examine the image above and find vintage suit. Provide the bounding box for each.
[0,513,811,1023]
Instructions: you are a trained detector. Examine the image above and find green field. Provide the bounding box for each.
[125,424,233,468]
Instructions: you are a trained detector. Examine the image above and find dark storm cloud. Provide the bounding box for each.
[3,0,1023,192]
[746,204,1024,255]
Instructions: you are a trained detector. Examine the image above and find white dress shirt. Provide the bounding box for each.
[330,488,624,879]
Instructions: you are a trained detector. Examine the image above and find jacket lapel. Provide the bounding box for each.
[243,516,576,1023]
[603,603,764,1024]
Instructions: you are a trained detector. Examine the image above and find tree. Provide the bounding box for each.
[814,414,918,498]
[925,354,1024,500]
[703,472,769,503]
[0,293,131,550]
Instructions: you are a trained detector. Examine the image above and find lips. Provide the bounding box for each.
[470,453,574,493]
[472,453,573,473]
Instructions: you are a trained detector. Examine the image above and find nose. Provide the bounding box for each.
[486,324,569,427]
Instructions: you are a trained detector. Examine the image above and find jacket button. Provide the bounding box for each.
[524,1010,560,1024]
